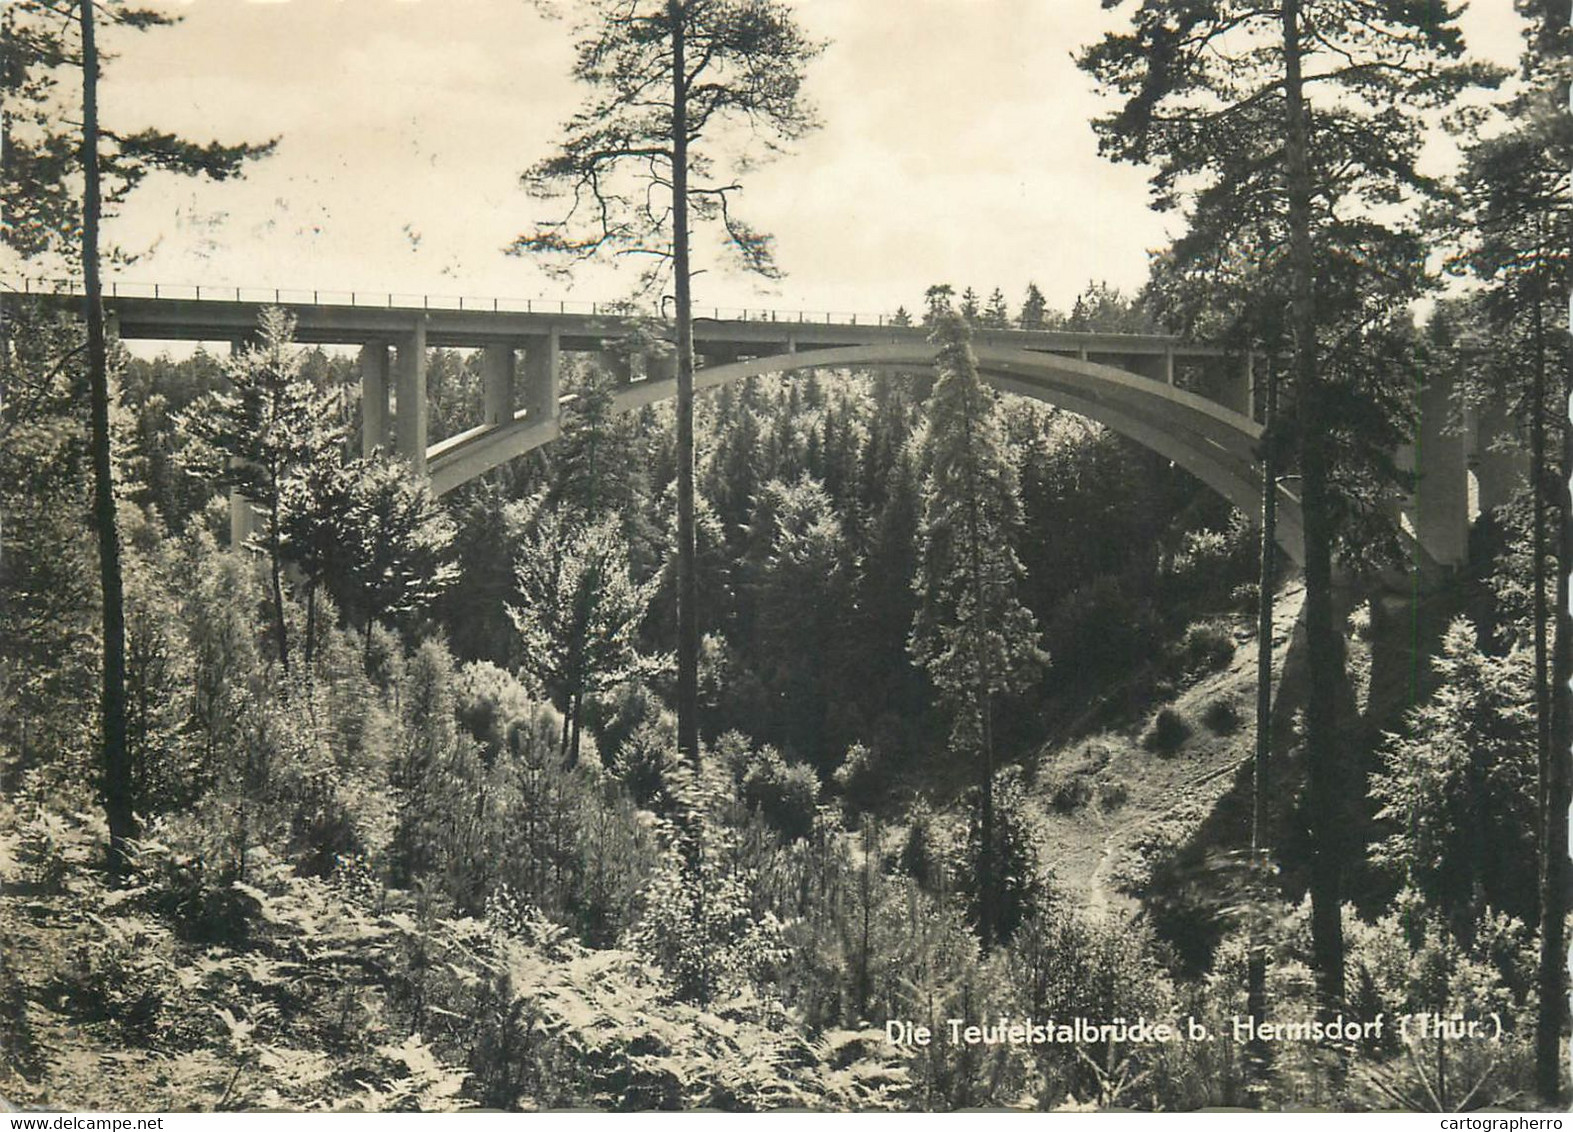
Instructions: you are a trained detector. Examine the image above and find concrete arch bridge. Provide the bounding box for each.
[18,286,1520,580]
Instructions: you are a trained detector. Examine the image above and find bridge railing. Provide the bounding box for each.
[6,276,908,328]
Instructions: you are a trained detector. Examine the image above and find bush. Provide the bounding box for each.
[1201,699,1240,735]
[1098,778,1129,810]
[1042,735,1120,815]
[898,798,945,891]
[832,742,884,814]
[1142,708,1192,755]
[1175,620,1236,677]
[1049,774,1094,814]
[741,750,820,842]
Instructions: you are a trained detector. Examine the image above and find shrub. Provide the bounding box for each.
[959,767,1043,945]
[898,798,945,891]
[1142,708,1192,755]
[832,742,884,814]
[613,719,678,809]
[1098,778,1129,810]
[1042,736,1120,815]
[741,750,820,842]
[1201,699,1240,735]
[1175,620,1236,677]
[1049,774,1094,815]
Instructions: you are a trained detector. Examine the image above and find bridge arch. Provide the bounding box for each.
[429,340,1328,567]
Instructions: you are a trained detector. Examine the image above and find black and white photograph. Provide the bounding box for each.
[0,0,1568,1114]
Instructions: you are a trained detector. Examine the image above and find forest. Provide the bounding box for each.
[0,0,1569,1114]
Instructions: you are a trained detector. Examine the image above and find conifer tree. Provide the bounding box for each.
[512,508,664,764]
[180,308,346,674]
[910,312,1047,950]
[338,456,459,656]
[1447,1,1570,1100]
[981,288,1011,329]
[1081,0,1492,1012]
[2,0,270,876]
[1018,283,1047,330]
[512,0,822,775]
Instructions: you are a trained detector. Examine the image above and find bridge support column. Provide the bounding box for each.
[483,344,515,426]
[359,342,390,456]
[1233,353,1254,419]
[522,329,560,421]
[227,338,259,548]
[646,347,677,383]
[1470,400,1526,515]
[1404,371,1469,569]
[395,317,429,475]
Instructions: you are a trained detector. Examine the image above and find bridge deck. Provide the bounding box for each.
[5,288,1228,361]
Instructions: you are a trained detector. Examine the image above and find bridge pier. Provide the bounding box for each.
[483,344,515,426]
[1467,400,1526,515]
[645,346,677,384]
[395,317,429,474]
[227,337,259,549]
[522,329,560,420]
[359,342,391,456]
[1399,370,1470,569]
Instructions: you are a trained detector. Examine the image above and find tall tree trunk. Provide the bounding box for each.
[668,2,706,965]
[670,0,699,772]
[80,0,134,881]
[569,689,583,767]
[1533,268,1551,903]
[1536,285,1571,1106]
[268,494,290,674]
[1248,355,1278,1085]
[304,581,317,671]
[1282,0,1345,1011]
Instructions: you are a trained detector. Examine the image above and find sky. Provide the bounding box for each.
[16,0,1532,324]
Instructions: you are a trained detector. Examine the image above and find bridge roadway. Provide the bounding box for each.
[6,287,1496,576]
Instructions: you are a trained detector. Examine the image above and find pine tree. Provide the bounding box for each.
[511,508,664,764]
[747,475,856,770]
[2,0,270,877]
[1017,283,1047,330]
[549,361,650,528]
[512,0,823,778]
[1371,619,1537,938]
[180,308,346,674]
[337,456,459,657]
[1447,5,1571,1097]
[0,307,100,794]
[1081,0,1494,1013]
[856,444,926,749]
[922,284,955,325]
[909,313,1048,950]
[981,288,1010,329]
